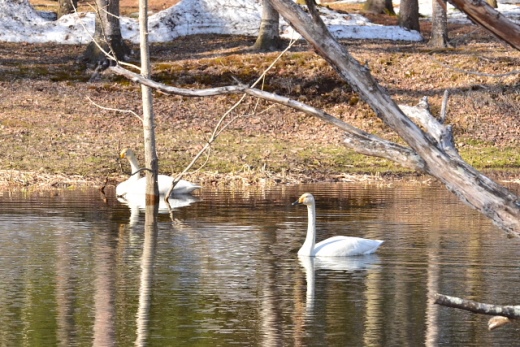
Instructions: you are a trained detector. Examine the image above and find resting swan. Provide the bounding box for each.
[116,148,201,197]
[293,193,383,257]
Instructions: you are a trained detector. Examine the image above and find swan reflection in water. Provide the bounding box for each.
[298,255,380,314]
[117,193,200,225]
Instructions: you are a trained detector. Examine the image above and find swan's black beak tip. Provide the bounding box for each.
[292,199,300,206]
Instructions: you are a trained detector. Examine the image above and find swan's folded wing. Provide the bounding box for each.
[314,236,383,257]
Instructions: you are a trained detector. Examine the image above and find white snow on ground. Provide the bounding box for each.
[0,0,519,44]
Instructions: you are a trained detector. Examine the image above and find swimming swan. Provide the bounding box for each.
[116,148,201,197]
[293,193,383,257]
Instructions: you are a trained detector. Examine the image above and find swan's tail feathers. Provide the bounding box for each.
[363,240,384,255]
[170,181,202,195]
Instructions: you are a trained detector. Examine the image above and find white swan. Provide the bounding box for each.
[293,193,383,257]
[116,148,201,197]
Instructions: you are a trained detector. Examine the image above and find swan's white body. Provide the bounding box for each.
[116,149,201,197]
[293,193,383,257]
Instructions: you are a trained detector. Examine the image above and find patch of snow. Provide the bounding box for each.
[2,0,520,45]
[0,0,424,44]
[144,0,264,42]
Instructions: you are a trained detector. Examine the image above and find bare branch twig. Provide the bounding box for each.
[87,96,143,122]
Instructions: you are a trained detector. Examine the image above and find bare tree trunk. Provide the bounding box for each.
[430,0,449,47]
[58,0,77,18]
[447,0,520,50]
[82,0,130,68]
[267,0,520,235]
[399,0,420,31]
[253,0,284,52]
[363,0,395,15]
[139,0,159,203]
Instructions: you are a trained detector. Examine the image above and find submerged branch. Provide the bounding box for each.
[434,293,520,319]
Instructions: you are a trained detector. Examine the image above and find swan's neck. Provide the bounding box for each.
[127,154,141,179]
[298,203,316,256]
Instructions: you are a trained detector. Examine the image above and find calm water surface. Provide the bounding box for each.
[0,183,519,346]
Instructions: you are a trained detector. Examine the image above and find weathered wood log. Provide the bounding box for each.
[399,96,456,156]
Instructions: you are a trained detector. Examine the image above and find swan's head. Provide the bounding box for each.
[292,193,315,206]
[120,148,135,159]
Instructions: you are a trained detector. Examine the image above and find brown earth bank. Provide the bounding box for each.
[1,2,520,190]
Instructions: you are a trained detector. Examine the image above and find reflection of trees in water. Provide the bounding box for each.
[258,224,286,347]
[3,185,519,345]
[55,226,78,347]
[135,204,159,347]
[425,244,440,347]
[297,255,380,346]
[92,227,117,347]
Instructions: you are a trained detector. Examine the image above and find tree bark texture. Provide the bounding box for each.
[139,0,159,202]
[254,0,284,52]
[430,0,449,47]
[267,0,520,235]
[83,0,130,67]
[58,0,77,18]
[363,0,396,15]
[398,0,420,31]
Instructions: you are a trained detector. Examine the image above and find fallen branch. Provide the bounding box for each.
[399,95,457,157]
[434,293,520,319]
[110,65,247,96]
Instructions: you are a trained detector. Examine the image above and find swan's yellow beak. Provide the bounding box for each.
[120,149,127,159]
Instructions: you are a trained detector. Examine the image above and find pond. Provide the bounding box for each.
[0,182,519,346]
